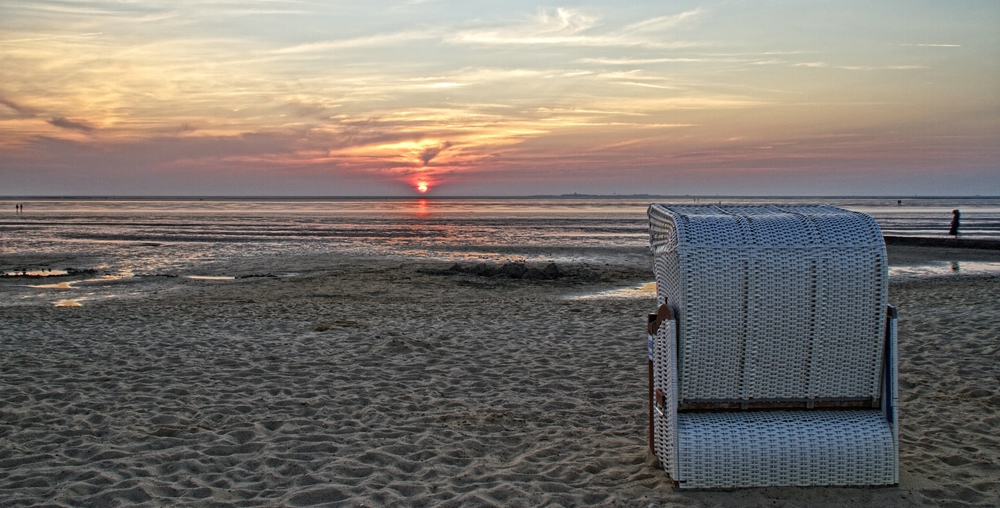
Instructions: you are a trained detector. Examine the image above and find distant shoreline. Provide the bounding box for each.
[883,236,1000,250]
[2,195,999,201]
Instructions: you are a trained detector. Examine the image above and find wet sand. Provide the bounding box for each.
[887,244,1000,265]
[1,246,998,506]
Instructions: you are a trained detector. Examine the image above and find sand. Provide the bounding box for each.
[1,246,998,507]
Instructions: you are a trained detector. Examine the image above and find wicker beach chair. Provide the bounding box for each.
[646,205,898,489]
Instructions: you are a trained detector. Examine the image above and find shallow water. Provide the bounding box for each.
[889,261,1000,278]
[2,197,998,306]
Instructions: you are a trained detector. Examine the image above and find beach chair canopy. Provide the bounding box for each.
[646,204,897,489]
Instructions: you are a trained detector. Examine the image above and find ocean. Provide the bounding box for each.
[2,196,1000,280]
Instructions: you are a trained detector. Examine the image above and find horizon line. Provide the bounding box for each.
[2,194,998,200]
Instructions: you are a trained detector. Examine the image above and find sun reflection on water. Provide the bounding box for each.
[412,198,430,218]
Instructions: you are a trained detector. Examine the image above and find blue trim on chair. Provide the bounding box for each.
[884,305,897,424]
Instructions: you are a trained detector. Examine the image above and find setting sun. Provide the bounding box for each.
[416,182,429,193]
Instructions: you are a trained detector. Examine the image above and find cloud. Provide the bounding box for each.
[623,9,703,33]
[0,97,35,117]
[271,8,703,54]
[271,30,441,54]
[47,116,94,132]
[448,8,699,48]
[2,32,102,43]
[420,141,452,166]
[448,8,596,45]
[578,57,707,64]
[792,62,928,71]
[530,8,600,35]
[418,82,466,89]
[614,81,678,90]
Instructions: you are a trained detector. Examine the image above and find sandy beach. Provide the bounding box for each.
[2,245,999,507]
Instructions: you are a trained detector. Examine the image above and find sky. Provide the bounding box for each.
[1,1,998,196]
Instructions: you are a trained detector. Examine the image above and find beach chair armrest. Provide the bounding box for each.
[650,305,678,476]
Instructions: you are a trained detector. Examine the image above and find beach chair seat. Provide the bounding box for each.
[646,204,898,489]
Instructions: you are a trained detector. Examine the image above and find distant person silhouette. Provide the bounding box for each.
[949,209,960,236]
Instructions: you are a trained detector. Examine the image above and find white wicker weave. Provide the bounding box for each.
[675,410,894,488]
[647,205,898,489]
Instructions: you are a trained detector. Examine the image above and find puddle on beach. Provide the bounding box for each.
[3,269,69,277]
[26,274,127,290]
[53,298,86,307]
[88,274,124,281]
[187,275,236,281]
[572,262,1000,300]
[570,282,657,300]
[28,281,76,289]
